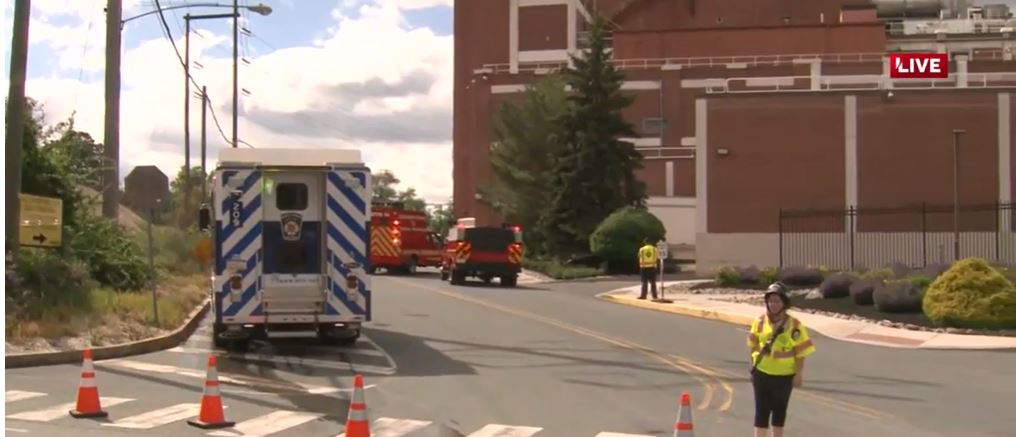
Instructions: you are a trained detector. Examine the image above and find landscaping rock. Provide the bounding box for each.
[777,266,824,287]
[819,273,856,299]
[873,280,924,313]
[805,289,823,300]
[849,279,879,306]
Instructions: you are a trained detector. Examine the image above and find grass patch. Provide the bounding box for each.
[523,257,604,280]
[6,274,208,345]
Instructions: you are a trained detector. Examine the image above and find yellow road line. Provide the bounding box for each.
[602,292,894,420]
[390,277,893,421]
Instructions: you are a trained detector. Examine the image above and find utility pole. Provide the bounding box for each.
[103,0,123,221]
[952,129,966,262]
[184,15,192,219]
[201,86,208,203]
[232,0,239,148]
[5,0,31,259]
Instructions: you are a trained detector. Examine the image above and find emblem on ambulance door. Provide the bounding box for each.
[281,213,303,241]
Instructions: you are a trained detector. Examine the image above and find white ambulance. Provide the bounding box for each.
[197,148,372,351]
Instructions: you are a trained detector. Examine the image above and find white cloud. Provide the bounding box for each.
[23,0,454,204]
[388,0,453,9]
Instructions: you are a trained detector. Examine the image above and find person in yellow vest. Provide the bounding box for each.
[746,282,816,437]
[636,238,658,300]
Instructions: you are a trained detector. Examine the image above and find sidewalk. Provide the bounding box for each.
[597,282,1016,350]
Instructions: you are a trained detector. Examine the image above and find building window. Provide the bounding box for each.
[276,183,308,211]
[642,117,666,136]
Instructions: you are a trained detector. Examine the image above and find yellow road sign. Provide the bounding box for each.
[19,193,63,248]
[192,237,213,266]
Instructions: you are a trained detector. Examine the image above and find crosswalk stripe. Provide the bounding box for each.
[103,403,202,429]
[594,433,656,437]
[466,424,544,437]
[6,397,134,422]
[372,417,434,436]
[98,359,342,394]
[208,410,323,436]
[5,390,46,403]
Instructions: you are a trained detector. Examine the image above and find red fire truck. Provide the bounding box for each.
[440,218,524,286]
[367,202,443,274]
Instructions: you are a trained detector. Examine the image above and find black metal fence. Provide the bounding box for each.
[778,202,1016,270]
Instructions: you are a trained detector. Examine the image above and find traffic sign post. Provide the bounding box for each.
[18,193,63,249]
[655,241,672,303]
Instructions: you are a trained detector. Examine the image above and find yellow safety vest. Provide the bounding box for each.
[746,314,816,376]
[638,244,658,268]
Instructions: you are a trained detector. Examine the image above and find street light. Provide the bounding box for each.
[120,2,272,213]
[120,2,271,26]
[952,128,966,262]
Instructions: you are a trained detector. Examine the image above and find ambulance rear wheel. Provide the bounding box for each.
[501,275,518,287]
[451,270,466,285]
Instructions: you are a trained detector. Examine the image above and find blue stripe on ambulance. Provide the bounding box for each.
[213,169,263,322]
[324,168,371,321]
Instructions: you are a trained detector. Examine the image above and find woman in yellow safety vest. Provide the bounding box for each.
[746,282,816,437]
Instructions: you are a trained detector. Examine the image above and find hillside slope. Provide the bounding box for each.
[76,186,148,232]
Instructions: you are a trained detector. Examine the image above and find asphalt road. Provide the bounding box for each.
[6,269,1015,436]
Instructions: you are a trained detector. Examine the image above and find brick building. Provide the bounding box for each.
[453,0,1016,270]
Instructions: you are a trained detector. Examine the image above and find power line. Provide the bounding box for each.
[151,0,246,148]
[71,0,100,115]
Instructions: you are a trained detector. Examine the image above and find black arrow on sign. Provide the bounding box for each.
[32,233,47,244]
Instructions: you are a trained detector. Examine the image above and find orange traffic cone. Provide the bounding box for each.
[187,355,235,429]
[673,392,694,437]
[69,348,108,418]
[343,374,371,437]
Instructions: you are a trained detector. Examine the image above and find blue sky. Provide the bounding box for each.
[4,0,457,202]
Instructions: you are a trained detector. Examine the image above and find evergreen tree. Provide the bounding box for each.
[540,13,646,256]
[480,75,570,253]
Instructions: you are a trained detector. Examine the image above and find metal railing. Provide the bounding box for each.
[885,18,1016,36]
[476,48,1009,75]
[636,146,694,160]
[778,202,1016,270]
[704,72,1016,94]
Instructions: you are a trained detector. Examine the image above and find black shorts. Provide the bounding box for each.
[752,369,795,428]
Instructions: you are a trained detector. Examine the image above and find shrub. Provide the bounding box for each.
[714,266,741,287]
[885,262,913,278]
[68,214,152,291]
[9,248,96,319]
[873,279,924,313]
[522,257,603,280]
[738,266,761,284]
[777,266,824,286]
[136,226,206,275]
[922,257,1016,329]
[819,273,856,298]
[850,279,879,306]
[861,268,894,281]
[917,263,951,280]
[589,207,666,273]
[759,267,778,286]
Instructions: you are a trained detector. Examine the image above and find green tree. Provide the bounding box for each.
[427,201,455,236]
[371,170,426,211]
[480,75,569,254]
[168,166,208,228]
[11,98,86,231]
[44,117,106,191]
[540,13,646,256]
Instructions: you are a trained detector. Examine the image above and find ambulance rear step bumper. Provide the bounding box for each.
[266,330,318,339]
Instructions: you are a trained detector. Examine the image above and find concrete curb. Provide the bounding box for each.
[5,298,211,369]
[595,288,1016,350]
[596,292,755,326]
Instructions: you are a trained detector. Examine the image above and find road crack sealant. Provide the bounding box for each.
[388,276,894,422]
